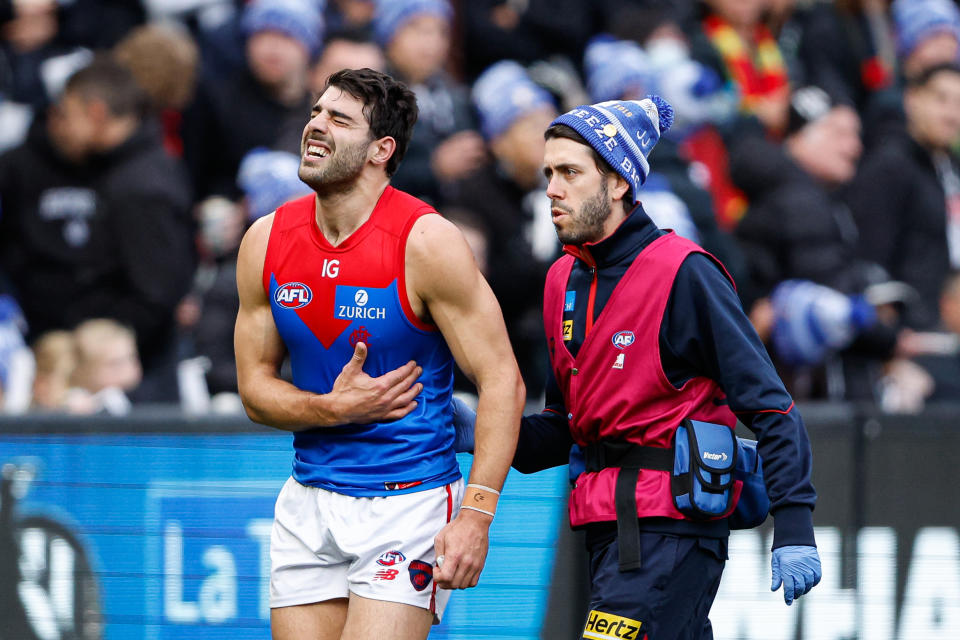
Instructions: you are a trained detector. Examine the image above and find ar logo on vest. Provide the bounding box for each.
[275,282,313,309]
[611,330,634,370]
[611,330,635,349]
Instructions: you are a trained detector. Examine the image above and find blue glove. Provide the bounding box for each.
[771,545,822,605]
[451,396,476,453]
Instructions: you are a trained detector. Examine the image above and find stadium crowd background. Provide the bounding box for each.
[1,0,959,417]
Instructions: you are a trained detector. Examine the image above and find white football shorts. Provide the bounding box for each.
[269,476,464,622]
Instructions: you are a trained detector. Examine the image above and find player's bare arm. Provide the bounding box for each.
[235,213,424,430]
[405,213,525,590]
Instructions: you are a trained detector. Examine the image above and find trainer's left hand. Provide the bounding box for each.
[434,509,491,589]
[771,545,822,605]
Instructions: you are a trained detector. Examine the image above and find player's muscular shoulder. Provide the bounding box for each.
[406,213,479,304]
[237,213,275,302]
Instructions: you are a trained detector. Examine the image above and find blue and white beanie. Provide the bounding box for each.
[584,35,653,103]
[770,280,876,367]
[373,0,453,46]
[237,148,313,221]
[550,96,674,203]
[472,60,555,140]
[242,0,325,57]
[892,0,960,60]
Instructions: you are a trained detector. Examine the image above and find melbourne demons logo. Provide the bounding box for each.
[275,282,313,309]
[349,325,371,348]
[611,330,635,349]
[408,560,433,592]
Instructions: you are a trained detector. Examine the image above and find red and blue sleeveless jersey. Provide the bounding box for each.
[262,186,460,496]
[544,232,738,526]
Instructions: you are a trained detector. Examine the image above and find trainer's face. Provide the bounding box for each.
[543,137,616,246]
[299,87,375,193]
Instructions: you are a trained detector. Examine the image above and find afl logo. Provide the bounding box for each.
[376,550,406,567]
[275,282,313,309]
[612,330,635,349]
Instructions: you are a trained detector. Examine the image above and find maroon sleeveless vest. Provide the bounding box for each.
[544,232,738,526]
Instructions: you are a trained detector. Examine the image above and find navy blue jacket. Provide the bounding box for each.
[515,204,817,548]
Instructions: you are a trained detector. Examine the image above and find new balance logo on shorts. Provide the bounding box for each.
[373,569,399,581]
[582,609,643,640]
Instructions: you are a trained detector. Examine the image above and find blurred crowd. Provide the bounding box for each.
[1,0,959,416]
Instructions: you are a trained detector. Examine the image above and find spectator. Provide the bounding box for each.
[733,86,903,399]
[690,0,792,137]
[324,0,374,34]
[30,329,75,411]
[178,147,310,396]
[773,0,896,110]
[894,0,960,81]
[864,0,960,145]
[460,0,598,80]
[0,57,195,401]
[374,0,485,204]
[447,59,557,392]
[308,26,384,96]
[0,0,92,151]
[847,62,960,330]
[183,0,321,199]
[113,21,200,158]
[66,318,141,414]
[734,87,867,306]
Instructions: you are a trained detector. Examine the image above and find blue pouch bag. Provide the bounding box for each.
[728,437,770,529]
[672,419,737,519]
[672,419,771,527]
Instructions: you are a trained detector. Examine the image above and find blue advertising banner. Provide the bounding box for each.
[0,432,568,640]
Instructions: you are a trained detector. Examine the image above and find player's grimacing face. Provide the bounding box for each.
[298,87,375,191]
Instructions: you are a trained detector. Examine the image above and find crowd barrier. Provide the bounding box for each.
[0,403,958,639]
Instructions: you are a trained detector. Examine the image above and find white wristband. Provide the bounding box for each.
[466,483,501,496]
[461,505,495,518]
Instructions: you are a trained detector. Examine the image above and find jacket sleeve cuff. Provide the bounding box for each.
[771,505,816,549]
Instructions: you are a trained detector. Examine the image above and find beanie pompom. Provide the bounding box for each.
[648,95,673,133]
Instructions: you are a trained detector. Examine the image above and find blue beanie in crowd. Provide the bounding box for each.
[373,0,452,46]
[892,0,960,60]
[0,295,27,390]
[584,36,653,103]
[237,148,313,222]
[550,96,674,203]
[242,0,325,57]
[771,280,876,367]
[647,39,737,139]
[472,60,556,140]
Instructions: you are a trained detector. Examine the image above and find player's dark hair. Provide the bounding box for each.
[64,56,149,119]
[544,123,633,206]
[322,68,418,177]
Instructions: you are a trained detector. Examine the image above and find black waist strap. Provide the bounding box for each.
[583,441,673,572]
[584,441,673,473]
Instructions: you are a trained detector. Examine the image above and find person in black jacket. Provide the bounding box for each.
[733,86,905,400]
[182,0,320,200]
[447,60,558,392]
[846,63,960,331]
[0,57,195,401]
[373,0,486,205]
